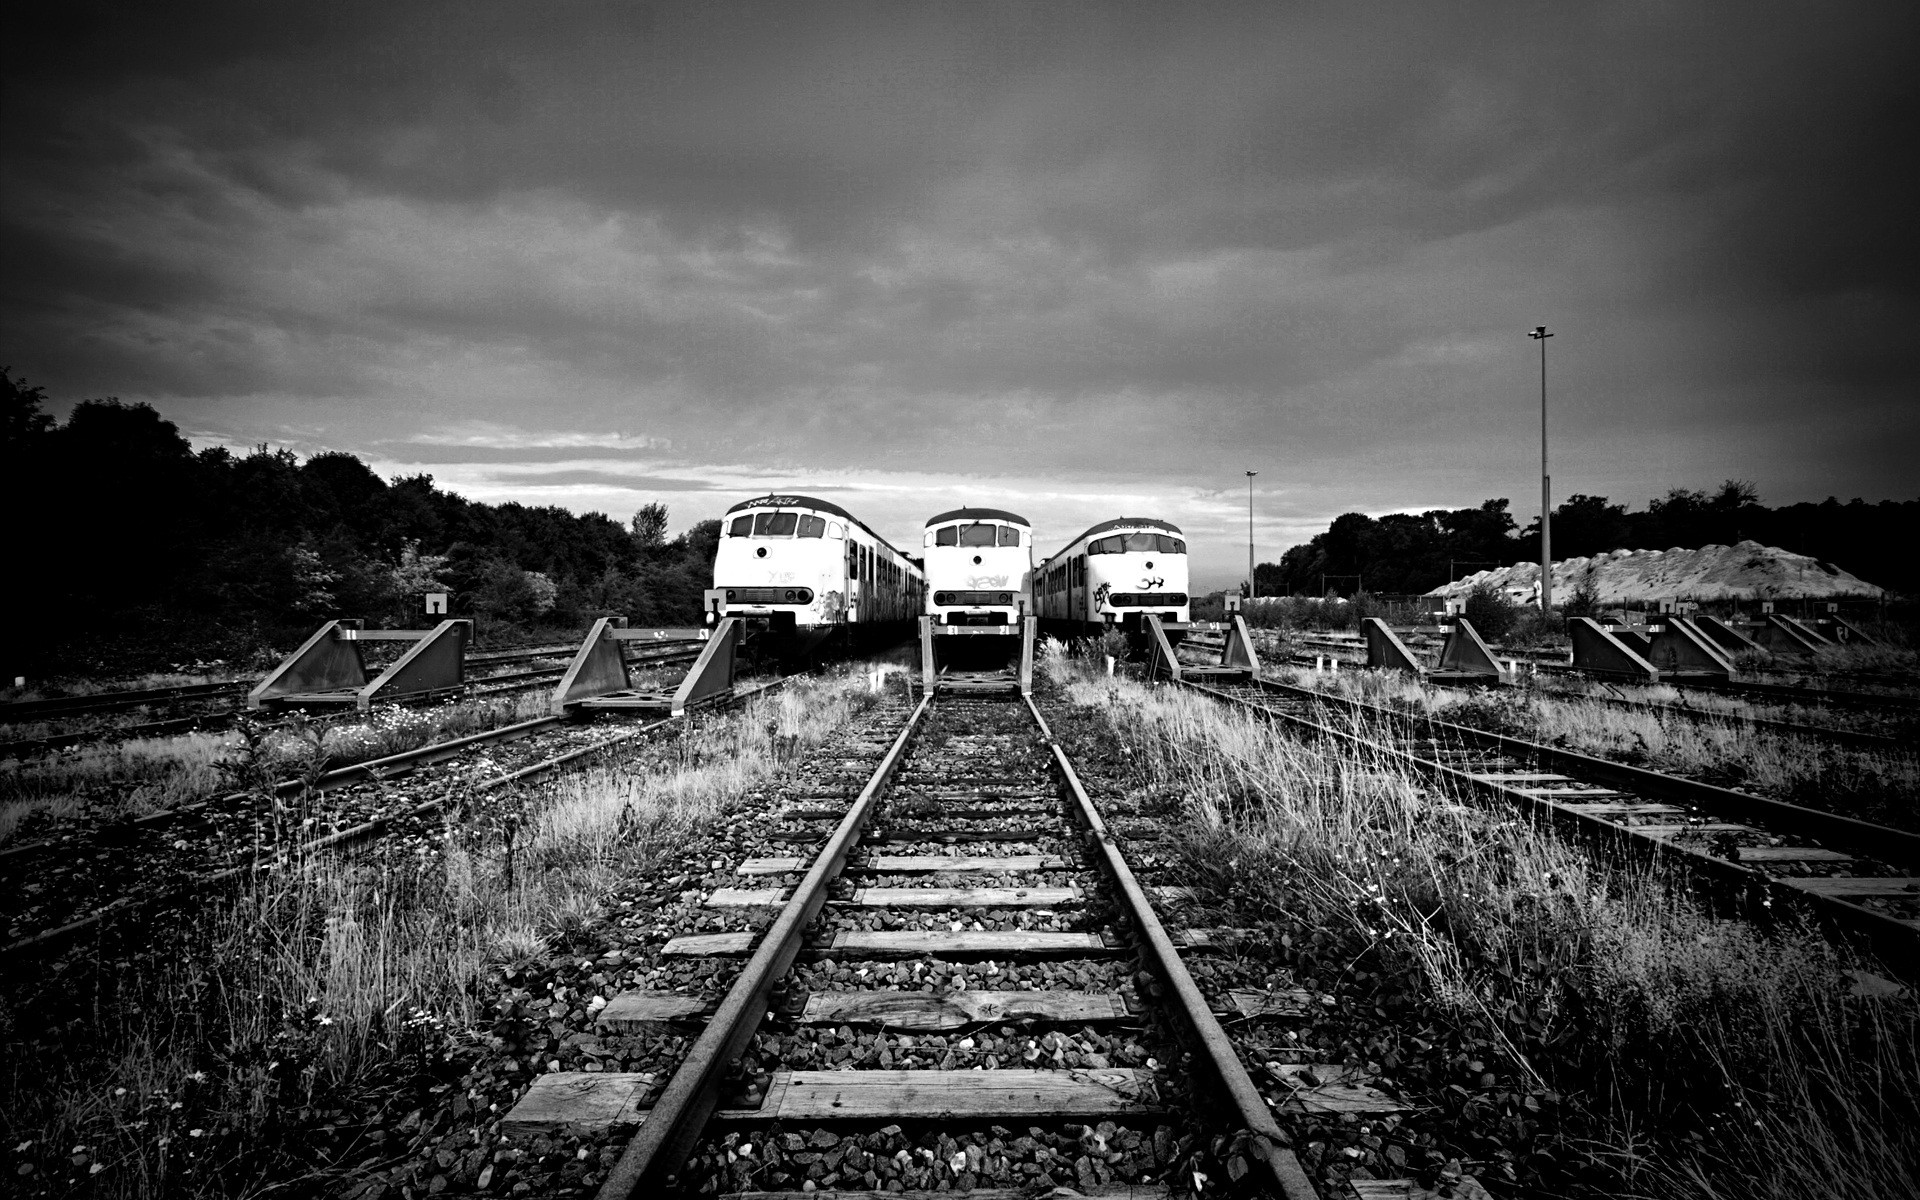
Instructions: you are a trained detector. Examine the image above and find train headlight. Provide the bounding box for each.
[725,589,736,601]
[997,592,1010,605]
[784,589,795,601]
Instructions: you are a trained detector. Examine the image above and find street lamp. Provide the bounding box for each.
[1530,326,1554,612]
[1245,471,1257,600]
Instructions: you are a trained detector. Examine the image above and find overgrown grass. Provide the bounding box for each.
[1267,664,1920,831]
[1043,647,1919,1198]
[2,665,893,1197]
[0,669,250,706]
[0,693,551,846]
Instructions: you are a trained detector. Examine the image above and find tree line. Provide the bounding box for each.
[2,371,721,676]
[1258,482,1918,599]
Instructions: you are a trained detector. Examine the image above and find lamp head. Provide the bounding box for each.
[1529,326,1552,339]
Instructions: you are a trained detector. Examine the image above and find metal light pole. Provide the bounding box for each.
[1530,326,1553,612]
[1245,471,1258,600]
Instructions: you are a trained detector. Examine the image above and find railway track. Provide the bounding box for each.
[1196,632,1914,750]
[0,679,247,721]
[0,644,701,759]
[496,682,1318,1200]
[0,638,599,728]
[1281,631,1920,709]
[1516,677,1908,750]
[0,677,784,961]
[1176,675,1920,974]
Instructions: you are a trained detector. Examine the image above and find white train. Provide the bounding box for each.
[922,506,1034,627]
[709,495,923,652]
[1036,517,1191,638]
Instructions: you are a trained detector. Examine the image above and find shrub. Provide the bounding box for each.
[1563,574,1601,618]
[1463,582,1518,641]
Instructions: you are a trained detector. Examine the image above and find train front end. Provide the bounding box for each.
[1086,522,1192,635]
[923,507,1033,627]
[709,496,849,651]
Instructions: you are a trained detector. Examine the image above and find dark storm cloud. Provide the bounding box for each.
[4,1,1916,581]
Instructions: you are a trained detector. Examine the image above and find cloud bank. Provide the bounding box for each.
[5,2,1915,587]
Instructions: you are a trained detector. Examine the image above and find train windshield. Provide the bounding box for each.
[957,523,999,547]
[728,516,752,537]
[1091,532,1185,554]
[753,511,798,536]
[797,515,826,538]
[999,526,1022,547]
[935,525,958,546]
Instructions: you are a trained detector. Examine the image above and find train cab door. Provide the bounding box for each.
[1072,554,1087,622]
[846,539,860,620]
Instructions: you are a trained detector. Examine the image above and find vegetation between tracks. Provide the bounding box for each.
[1275,666,1920,835]
[1,668,890,1198]
[1041,643,1920,1199]
[0,694,554,847]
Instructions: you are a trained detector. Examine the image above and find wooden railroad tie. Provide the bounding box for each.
[710,1068,1164,1122]
[796,990,1130,1030]
[1732,846,1853,864]
[703,886,1083,908]
[659,929,1119,958]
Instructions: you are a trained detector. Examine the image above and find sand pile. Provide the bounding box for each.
[1427,540,1886,604]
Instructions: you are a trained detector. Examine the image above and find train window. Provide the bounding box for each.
[728,516,753,537]
[827,522,845,538]
[1165,536,1187,553]
[958,523,998,547]
[998,526,1021,547]
[797,515,826,538]
[1123,532,1158,552]
[753,511,798,536]
[935,525,958,546]
[1088,536,1122,555]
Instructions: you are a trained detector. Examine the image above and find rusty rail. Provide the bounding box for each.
[1026,695,1318,1200]
[594,689,931,1198]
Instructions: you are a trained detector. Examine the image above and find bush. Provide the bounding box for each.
[1463,582,1519,641]
[1563,574,1601,619]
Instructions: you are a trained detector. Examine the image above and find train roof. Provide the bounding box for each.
[725,494,906,558]
[925,506,1031,527]
[1042,516,1185,564]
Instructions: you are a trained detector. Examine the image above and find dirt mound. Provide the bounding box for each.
[1427,540,1886,605]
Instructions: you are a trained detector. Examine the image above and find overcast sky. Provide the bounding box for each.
[5,2,1915,586]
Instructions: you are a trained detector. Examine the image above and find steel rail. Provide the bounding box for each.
[1207,640,1909,748]
[1,709,243,759]
[1263,678,1920,862]
[1,667,567,759]
[1,672,780,865]
[1260,636,1920,712]
[1026,696,1318,1200]
[1685,675,1920,712]
[1183,678,1920,974]
[1518,682,1902,749]
[0,720,670,961]
[1,680,247,721]
[0,714,563,869]
[466,643,583,664]
[1405,677,1905,750]
[2,679,790,962]
[594,689,933,1200]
